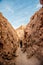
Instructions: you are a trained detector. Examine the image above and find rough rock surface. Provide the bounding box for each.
[0,13,18,65]
[22,8,43,61]
[16,25,26,48]
[16,25,26,41]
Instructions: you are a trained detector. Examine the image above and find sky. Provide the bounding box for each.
[0,0,42,28]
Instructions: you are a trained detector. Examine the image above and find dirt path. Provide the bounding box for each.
[15,47,40,65]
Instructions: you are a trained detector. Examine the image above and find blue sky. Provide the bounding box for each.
[0,0,41,28]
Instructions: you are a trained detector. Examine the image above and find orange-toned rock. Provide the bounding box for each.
[22,8,43,61]
[0,13,18,65]
[16,25,26,48]
[16,25,26,41]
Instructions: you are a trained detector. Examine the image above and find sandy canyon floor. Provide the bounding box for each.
[15,47,40,65]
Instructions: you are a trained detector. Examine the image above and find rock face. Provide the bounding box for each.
[16,25,26,48]
[22,8,43,61]
[0,13,18,65]
[16,25,26,41]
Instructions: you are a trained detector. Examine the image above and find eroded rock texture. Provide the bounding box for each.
[0,13,18,65]
[16,25,26,41]
[16,25,26,48]
[22,8,43,61]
